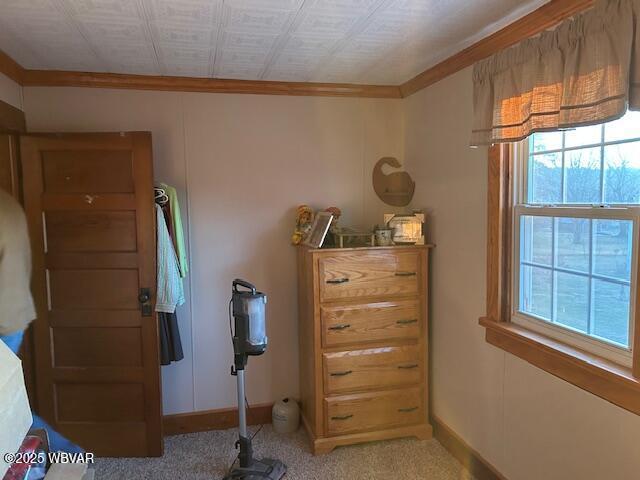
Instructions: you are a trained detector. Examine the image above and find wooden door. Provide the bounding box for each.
[20,132,162,457]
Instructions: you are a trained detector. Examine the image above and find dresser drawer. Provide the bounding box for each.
[323,345,422,395]
[325,388,423,436]
[321,299,420,347]
[319,251,419,301]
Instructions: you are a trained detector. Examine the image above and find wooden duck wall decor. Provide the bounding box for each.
[372,157,415,207]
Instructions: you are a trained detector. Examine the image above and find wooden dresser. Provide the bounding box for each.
[297,245,433,454]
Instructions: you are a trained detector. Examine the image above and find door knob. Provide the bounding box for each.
[138,292,150,303]
[139,288,152,316]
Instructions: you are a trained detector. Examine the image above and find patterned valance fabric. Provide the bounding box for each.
[471,0,640,146]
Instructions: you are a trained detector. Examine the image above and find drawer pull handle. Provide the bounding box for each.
[398,364,419,370]
[396,319,418,325]
[326,277,349,284]
[330,370,353,377]
[328,324,351,331]
[398,407,419,413]
[331,414,353,421]
[395,271,417,277]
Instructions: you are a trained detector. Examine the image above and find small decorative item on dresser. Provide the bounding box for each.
[291,205,314,245]
[384,213,425,245]
[272,398,300,434]
[333,228,375,248]
[373,225,394,246]
[324,207,342,234]
[303,211,333,248]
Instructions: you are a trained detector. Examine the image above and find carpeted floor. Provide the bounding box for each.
[94,425,473,480]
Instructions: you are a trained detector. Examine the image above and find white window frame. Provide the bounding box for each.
[511,138,639,367]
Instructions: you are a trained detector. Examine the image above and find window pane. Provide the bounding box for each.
[531,131,562,153]
[555,271,589,333]
[528,152,562,203]
[603,141,640,204]
[521,112,638,355]
[565,147,601,203]
[564,124,602,148]
[592,219,633,281]
[522,216,552,265]
[604,110,640,142]
[520,265,552,320]
[518,214,633,352]
[592,280,630,347]
[555,217,589,273]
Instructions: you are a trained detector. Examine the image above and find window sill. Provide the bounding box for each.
[479,316,640,416]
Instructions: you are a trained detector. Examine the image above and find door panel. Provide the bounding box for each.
[52,328,143,367]
[49,269,139,310]
[45,211,137,252]
[20,132,162,457]
[56,384,145,422]
[42,150,134,193]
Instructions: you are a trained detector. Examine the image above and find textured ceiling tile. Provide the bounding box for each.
[224,5,297,34]
[272,53,322,69]
[216,63,264,79]
[220,31,279,52]
[160,45,213,63]
[0,0,551,83]
[77,19,150,44]
[146,0,221,26]
[218,49,269,65]
[151,22,216,46]
[62,0,142,19]
[281,34,338,54]
[226,0,304,10]
[294,11,361,36]
[161,62,210,77]
[2,0,60,16]
[312,0,382,12]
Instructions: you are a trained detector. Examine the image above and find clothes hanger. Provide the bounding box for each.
[154,187,168,205]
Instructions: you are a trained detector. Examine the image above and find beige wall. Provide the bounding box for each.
[23,73,640,479]
[0,73,22,111]
[403,67,640,480]
[22,87,405,414]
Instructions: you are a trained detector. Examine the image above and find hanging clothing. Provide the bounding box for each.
[155,204,184,313]
[160,183,188,278]
[162,201,174,241]
[158,312,184,365]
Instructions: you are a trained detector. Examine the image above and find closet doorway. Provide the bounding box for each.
[20,132,163,457]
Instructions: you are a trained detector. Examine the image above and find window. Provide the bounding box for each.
[513,111,640,367]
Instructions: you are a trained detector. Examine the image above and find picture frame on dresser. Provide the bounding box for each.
[304,212,333,248]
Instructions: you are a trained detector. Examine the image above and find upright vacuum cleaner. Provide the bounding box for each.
[223,279,287,480]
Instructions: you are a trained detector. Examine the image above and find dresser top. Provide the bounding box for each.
[301,244,434,253]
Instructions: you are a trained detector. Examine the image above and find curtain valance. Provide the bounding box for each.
[471,0,640,146]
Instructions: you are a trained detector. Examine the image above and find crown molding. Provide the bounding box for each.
[0,0,594,99]
[20,69,402,98]
[399,0,595,97]
[0,49,25,84]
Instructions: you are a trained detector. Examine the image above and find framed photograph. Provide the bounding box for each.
[384,213,425,245]
[304,212,333,248]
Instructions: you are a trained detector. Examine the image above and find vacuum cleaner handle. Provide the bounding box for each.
[233,278,257,295]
